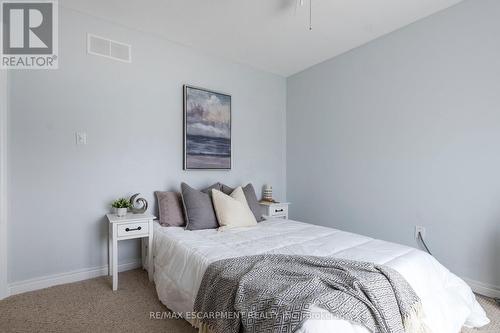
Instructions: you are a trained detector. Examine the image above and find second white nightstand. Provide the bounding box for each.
[259,202,290,220]
[106,213,155,291]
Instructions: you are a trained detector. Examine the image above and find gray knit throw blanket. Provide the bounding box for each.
[194,255,430,333]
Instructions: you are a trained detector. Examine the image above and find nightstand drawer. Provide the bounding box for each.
[269,204,288,217]
[117,222,149,237]
[259,202,290,220]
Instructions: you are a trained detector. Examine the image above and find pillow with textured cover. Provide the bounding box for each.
[220,183,263,222]
[211,187,257,231]
[155,191,185,227]
[181,182,221,230]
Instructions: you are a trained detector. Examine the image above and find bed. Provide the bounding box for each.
[153,218,489,333]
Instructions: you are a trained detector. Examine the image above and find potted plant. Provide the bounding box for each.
[112,198,131,217]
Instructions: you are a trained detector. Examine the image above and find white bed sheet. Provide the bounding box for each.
[153,219,489,333]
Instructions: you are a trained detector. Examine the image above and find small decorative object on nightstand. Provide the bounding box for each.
[259,202,290,220]
[106,212,155,291]
[129,193,148,214]
[262,184,274,202]
[111,198,131,217]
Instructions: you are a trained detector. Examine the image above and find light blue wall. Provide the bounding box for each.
[8,7,286,283]
[287,0,500,288]
[9,0,499,292]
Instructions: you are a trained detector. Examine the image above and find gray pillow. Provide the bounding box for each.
[155,191,185,227]
[202,182,222,195]
[220,183,234,195]
[242,184,264,222]
[181,182,221,230]
[219,183,264,222]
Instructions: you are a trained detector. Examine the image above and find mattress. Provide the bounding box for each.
[153,218,489,333]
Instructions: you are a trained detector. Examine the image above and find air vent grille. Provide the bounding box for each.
[87,34,131,63]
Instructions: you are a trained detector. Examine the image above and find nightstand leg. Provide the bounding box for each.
[141,238,146,270]
[112,227,118,291]
[147,220,153,281]
[108,224,112,276]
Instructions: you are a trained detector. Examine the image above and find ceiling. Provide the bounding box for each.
[61,0,464,77]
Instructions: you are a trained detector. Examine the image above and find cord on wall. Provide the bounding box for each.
[416,231,433,256]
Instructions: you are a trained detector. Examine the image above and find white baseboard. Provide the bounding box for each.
[7,260,142,297]
[463,277,500,299]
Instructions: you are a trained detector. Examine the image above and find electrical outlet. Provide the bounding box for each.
[76,132,87,145]
[415,225,426,240]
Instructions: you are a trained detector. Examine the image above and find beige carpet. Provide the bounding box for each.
[0,269,498,333]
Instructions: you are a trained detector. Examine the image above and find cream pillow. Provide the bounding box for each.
[211,187,257,230]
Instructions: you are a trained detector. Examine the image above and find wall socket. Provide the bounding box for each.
[415,225,426,240]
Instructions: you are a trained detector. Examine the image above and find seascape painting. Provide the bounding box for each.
[184,85,231,169]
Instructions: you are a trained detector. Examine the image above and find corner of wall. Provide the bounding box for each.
[0,69,8,300]
[282,79,287,202]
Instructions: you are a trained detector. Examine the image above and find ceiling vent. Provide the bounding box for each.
[87,34,132,63]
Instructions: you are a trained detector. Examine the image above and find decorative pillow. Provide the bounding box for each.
[242,183,264,222]
[181,182,220,230]
[220,183,263,222]
[155,191,185,227]
[202,182,222,195]
[212,187,257,230]
[220,183,234,195]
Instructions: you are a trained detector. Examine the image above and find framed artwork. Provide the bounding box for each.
[183,85,231,170]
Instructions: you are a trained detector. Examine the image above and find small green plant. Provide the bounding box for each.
[112,198,131,209]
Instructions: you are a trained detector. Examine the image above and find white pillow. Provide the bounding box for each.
[211,187,257,231]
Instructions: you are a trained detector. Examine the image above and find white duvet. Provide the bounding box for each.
[153,219,489,333]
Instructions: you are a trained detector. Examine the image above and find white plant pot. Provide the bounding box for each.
[115,207,128,217]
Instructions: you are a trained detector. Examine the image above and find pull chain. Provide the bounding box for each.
[298,0,312,31]
[309,0,312,30]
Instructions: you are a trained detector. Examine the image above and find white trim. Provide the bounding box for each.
[0,67,8,300]
[8,260,142,296]
[463,277,500,299]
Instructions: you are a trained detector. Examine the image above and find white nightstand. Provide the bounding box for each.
[106,213,155,291]
[259,202,290,220]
